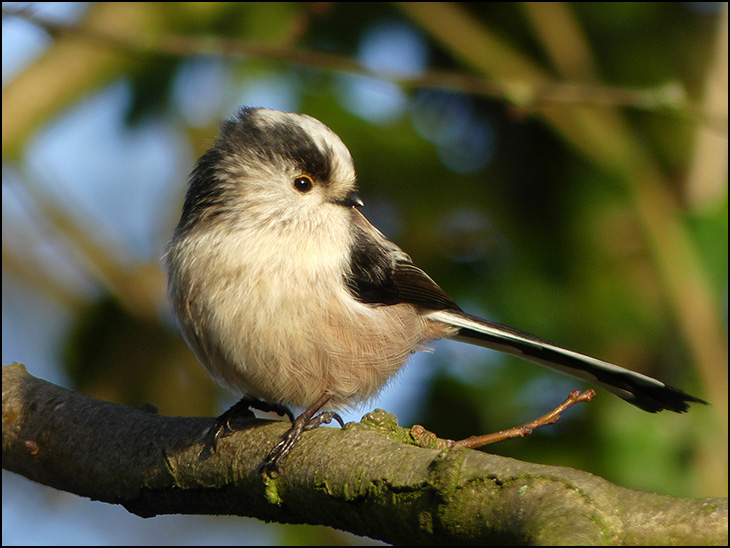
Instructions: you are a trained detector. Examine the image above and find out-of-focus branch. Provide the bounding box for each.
[685,7,729,208]
[2,6,723,135]
[3,170,165,320]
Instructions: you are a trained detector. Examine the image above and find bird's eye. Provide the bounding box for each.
[293,175,314,193]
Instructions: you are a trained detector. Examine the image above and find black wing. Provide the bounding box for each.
[345,210,461,312]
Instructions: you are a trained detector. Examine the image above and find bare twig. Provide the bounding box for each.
[409,389,596,450]
[452,389,595,449]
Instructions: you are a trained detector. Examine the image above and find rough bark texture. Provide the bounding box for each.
[3,363,727,545]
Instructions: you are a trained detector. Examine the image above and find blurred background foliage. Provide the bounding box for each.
[2,2,727,545]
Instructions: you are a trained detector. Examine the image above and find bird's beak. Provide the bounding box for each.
[334,190,364,208]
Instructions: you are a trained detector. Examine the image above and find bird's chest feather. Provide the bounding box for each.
[192,222,352,335]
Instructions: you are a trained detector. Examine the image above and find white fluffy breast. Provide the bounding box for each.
[165,205,441,410]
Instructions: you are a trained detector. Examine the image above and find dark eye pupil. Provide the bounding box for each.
[294,176,313,193]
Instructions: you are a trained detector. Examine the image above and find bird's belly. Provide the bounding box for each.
[194,275,435,409]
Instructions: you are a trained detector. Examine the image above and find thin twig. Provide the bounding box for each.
[410,389,596,451]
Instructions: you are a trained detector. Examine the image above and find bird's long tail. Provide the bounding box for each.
[428,310,707,413]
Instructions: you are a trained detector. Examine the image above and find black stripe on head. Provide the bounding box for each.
[176,108,339,232]
[224,108,334,184]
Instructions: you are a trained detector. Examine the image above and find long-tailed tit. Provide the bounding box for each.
[164,107,706,469]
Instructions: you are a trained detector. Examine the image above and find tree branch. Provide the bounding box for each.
[3,363,727,545]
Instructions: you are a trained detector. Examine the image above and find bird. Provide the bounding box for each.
[163,107,706,470]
